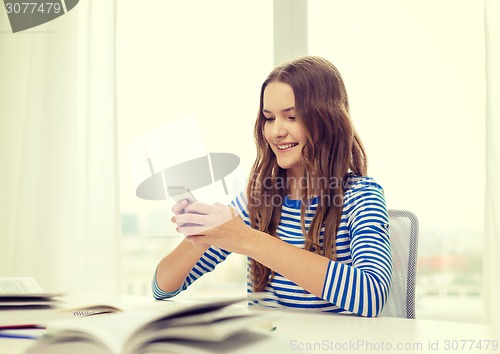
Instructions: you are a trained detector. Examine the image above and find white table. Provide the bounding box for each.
[1,306,498,353]
[270,310,498,353]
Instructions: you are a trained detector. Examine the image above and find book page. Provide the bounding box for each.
[0,277,44,294]
[44,310,166,354]
[141,330,296,354]
[0,277,63,308]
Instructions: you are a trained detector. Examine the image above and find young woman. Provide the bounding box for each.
[153,56,391,317]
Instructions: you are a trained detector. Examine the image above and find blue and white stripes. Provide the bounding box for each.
[319,176,392,316]
[153,175,391,317]
[152,247,231,300]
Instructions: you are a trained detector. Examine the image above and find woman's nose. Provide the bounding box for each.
[271,118,287,138]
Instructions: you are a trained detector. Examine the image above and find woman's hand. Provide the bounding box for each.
[170,200,209,252]
[173,202,251,254]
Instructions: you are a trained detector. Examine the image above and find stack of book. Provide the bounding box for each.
[0,277,64,340]
[0,277,62,309]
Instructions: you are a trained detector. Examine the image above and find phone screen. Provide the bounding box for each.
[167,186,197,204]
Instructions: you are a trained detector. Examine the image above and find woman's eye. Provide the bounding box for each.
[264,117,275,121]
[288,116,296,121]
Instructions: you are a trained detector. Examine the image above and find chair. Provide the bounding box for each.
[380,209,419,319]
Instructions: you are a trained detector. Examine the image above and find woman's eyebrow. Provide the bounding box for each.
[262,106,295,114]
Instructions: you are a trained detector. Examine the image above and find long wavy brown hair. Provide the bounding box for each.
[247,56,367,292]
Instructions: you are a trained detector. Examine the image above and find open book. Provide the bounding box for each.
[25,298,276,354]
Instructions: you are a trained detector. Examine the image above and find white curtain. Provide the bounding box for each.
[485,0,500,328]
[0,1,119,301]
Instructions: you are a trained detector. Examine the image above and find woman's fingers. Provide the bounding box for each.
[172,201,236,237]
[184,202,212,215]
[174,212,208,227]
[171,200,189,215]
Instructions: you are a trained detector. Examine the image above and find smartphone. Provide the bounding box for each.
[167,186,197,204]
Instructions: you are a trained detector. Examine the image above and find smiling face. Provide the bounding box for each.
[262,81,307,179]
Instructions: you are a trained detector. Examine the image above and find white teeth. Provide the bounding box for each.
[277,143,298,150]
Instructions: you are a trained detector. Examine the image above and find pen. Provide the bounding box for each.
[0,332,39,340]
[0,324,44,330]
[0,326,44,340]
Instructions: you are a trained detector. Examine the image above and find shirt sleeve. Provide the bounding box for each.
[230,191,251,226]
[152,246,232,300]
[321,180,392,317]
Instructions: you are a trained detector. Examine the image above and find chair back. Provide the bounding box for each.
[380,209,419,319]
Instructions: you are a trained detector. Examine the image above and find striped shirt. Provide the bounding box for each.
[153,175,392,317]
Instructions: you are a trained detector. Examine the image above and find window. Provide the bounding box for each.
[117,1,486,321]
[308,0,485,322]
[117,1,273,298]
